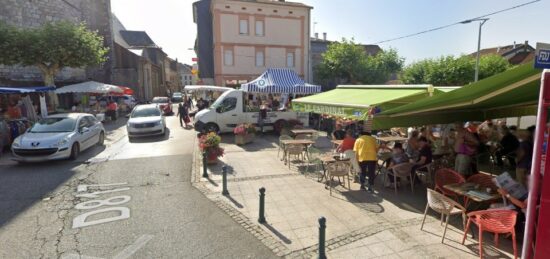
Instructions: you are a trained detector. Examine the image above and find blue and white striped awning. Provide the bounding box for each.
[241,68,321,94]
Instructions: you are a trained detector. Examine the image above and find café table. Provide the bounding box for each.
[291,129,318,138]
[318,154,350,185]
[443,182,501,208]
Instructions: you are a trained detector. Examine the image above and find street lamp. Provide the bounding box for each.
[461,18,489,82]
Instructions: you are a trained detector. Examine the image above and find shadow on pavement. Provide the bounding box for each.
[224,195,244,209]
[0,142,109,227]
[262,223,292,244]
[128,128,171,143]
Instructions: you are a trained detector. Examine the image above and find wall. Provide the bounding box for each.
[0,0,114,86]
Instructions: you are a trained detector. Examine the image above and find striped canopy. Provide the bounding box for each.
[241,68,321,94]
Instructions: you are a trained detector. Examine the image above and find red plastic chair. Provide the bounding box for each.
[434,168,466,200]
[464,174,498,208]
[461,209,518,259]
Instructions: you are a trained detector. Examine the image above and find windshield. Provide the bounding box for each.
[210,91,231,109]
[131,107,161,118]
[173,92,182,97]
[152,97,169,103]
[30,117,77,133]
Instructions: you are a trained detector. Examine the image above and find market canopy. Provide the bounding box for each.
[184,85,232,92]
[0,86,54,94]
[292,85,446,120]
[55,81,124,94]
[373,63,542,129]
[241,68,321,94]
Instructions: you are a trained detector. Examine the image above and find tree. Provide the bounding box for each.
[315,38,404,85]
[401,54,510,86]
[0,21,109,87]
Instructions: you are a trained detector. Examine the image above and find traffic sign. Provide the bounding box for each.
[535,43,550,69]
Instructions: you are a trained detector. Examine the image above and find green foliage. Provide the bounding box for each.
[0,21,109,84]
[316,38,404,84]
[401,54,510,86]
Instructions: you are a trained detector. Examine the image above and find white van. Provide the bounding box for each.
[193,89,309,133]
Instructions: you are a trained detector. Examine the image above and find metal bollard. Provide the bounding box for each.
[222,165,229,195]
[202,151,208,178]
[318,217,327,259]
[258,187,266,223]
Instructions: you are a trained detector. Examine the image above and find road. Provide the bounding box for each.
[0,110,278,259]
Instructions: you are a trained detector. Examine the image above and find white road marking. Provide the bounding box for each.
[113,234,154,259]
[72,207,130,228]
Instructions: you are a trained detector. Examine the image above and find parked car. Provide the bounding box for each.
[127,104,166,139]
[151,96,173,115]
[11,113,105,162]
[172,92,183,102]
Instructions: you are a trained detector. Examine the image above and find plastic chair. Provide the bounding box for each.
[414,162,433,187]
[464,173,498,208]
[344,150,360,180]
[278,135,292,158]
[461,209,518,259]
[286,144,305,170]
[421,189,467,243]
[304,147,322,176]
[434,168,466,200]
[384,162,415,195]
[326,161,351,196]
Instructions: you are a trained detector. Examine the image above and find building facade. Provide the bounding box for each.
[0,0,114,86]
[178,63,195,89]
[193,0,312,87]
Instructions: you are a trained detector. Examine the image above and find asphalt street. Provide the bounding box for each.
[0,109,278,259]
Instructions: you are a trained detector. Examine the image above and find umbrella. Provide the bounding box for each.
[55,81,124,94]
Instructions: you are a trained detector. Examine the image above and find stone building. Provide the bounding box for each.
[0,0,114,86]
[178,63,194,89]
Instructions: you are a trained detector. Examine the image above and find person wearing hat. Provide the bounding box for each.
[353,129,380,192]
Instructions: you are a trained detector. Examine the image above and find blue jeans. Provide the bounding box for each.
[359,161,377,187]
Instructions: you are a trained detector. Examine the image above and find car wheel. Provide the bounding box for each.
[69,143,80,160]
[97,131,105,146]
[205,123,219,133]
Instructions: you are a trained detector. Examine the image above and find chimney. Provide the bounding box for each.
[323,32,327,41]
[513,41,516,49]
[524,40,529,52]
[314,32,318,39]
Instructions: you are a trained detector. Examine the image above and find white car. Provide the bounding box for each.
[126,104,166,139]
[11,113,105,162]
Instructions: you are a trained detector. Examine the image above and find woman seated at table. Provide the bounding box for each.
[336,130,355,153]
[386,143,409,188]
[332,124,346,140]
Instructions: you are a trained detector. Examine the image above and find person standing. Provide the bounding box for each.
[454,124,479,176]
[258,103,267,134]
[353,130,379,192]
[516,126,535,187]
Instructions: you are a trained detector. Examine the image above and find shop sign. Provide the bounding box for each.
[535,42,550,69]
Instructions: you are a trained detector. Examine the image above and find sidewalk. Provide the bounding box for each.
[193,133,517,258]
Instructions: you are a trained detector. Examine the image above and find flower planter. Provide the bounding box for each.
[207,150,220,164]
[235,133,255,145]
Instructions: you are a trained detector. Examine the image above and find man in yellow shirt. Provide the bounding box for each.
[353,130,379,192]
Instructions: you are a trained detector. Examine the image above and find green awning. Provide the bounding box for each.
[374,63,542,129]
[292,85,443,119]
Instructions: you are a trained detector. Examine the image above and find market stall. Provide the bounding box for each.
[373,63,541,129]
[55,81,125,121]
[0,86,55,150]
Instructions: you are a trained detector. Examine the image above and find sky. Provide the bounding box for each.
[111,0,550,65]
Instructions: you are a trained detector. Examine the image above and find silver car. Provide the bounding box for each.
[127,104,166,139]
[11,113,105,162]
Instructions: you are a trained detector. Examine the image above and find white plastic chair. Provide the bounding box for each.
[344,150,360,180]
[421,188,467,243]
[326,161,351,196]
[384,162,415,195]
